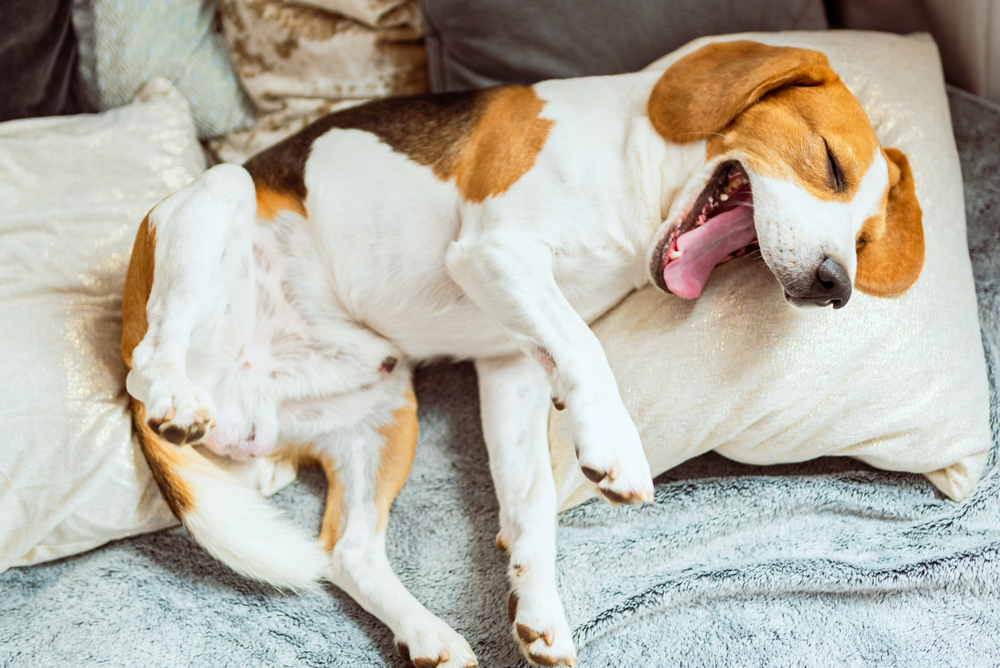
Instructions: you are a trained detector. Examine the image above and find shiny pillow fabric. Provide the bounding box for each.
[0,81,202,570]
[550,31,991,510]
[0,80,303,571]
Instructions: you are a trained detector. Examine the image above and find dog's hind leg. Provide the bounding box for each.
[124,164,258,444]
[475,354,576,668]
[309,379,478,668]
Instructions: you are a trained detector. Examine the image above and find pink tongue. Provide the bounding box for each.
[662,205,757,299]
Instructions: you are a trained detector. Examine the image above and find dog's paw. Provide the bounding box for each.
[573,406,654,506]
[204,404,279,461]
[145,377,216,445]
[508,591,576,667]
[393,620,478,668]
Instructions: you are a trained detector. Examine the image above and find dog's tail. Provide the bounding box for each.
[131,400,327,591]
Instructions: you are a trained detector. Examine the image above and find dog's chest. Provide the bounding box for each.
[298,132,651,359]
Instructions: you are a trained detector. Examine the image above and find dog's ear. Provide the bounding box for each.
[648,40,838,142]
[854,147,924,296]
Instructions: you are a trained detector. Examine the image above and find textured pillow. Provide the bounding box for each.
[418,0,827,92]
[210,0,428,163]
[549,31,992,510]
[0,80,296,571]
[92,0,254,138]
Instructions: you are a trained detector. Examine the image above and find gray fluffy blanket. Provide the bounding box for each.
[3,87,1000,668]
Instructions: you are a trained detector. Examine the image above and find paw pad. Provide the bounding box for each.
[528,652,562,667]
[517,623,542,644]
[148,419,211,446]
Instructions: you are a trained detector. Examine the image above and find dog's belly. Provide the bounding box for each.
[323,230,517,360]
[179,219,395,460]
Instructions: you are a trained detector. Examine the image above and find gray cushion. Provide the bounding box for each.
[419,0,828,91]
[0,0,95,121]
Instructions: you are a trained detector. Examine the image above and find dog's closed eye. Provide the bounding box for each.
[824,138,846,193]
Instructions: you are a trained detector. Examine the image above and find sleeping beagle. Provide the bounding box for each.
[120,41,922,668]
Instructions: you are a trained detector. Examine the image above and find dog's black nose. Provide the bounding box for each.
[804,257,852,309]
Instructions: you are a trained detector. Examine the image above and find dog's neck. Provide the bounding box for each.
[566,70,713,291]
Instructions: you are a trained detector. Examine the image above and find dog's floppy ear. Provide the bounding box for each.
[855,148,924,296]
[648,40,838,142]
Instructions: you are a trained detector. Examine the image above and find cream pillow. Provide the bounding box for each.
[0,80,295,571]
[550,31,992,510]
[211,0,429,163]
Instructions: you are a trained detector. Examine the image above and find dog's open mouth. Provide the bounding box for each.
[654,161,758,299]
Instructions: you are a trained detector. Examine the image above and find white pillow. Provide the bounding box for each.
[550,31,992,510]
[0,80,290,571]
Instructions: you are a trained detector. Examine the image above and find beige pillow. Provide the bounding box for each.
[0,80,296,571]
[550,31,992,511]
[211,0,429,163]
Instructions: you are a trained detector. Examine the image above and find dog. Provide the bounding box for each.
[120,41,923,668]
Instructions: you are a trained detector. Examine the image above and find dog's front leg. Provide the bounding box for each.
[475,354,575,667]
[447,236,654,505]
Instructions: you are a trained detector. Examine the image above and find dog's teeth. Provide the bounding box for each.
[668,249,682,260]
[719,193,729,201]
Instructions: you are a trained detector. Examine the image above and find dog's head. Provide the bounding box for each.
[646,40,923,308]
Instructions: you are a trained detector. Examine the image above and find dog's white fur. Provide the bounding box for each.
[123,43,906,667]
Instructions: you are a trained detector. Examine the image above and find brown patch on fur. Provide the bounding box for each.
[650,41,879,202]
[705,81,879,202]
[269,445,344,551]
[243,91,483,204]
[884,146,902,189]
[121,211,203,520]
[508,591,519,624]
[374,385,419,533]
[649,41,836,143]
[317,454,345,551]
[242,85,551,206]
[121,214,156,368]
[447,86,554,203]
[131,399,193,517]
[855,148,924,296]
[255,186,306,220]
